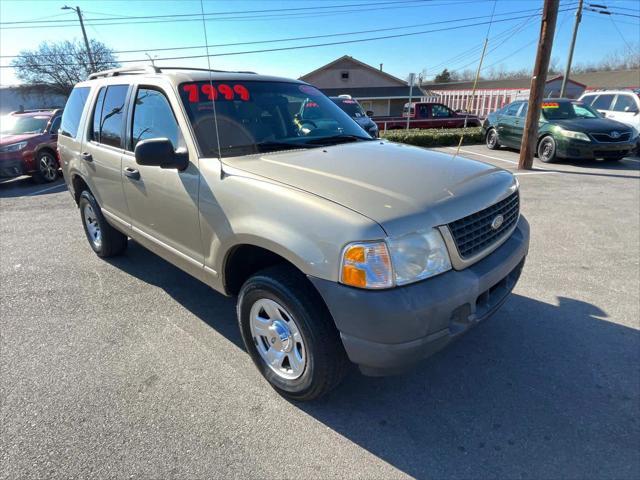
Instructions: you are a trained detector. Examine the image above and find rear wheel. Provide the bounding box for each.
[79,190,128,258]
[32,151,58,183]
[238,265,349,401]
[537,136,557,163]
[485,128,500,150]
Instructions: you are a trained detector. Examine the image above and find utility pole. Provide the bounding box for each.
[560,0,583,97]
[62,5,95,73]
[518,0,560,170]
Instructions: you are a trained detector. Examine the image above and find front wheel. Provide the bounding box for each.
[238,266,349,401]
[537,136,557,163]
[485,128,500,150]
[32,151,59,183]
[78,190,128,257]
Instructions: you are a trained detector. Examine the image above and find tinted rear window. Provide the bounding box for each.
[93,85,128,148]
[60,87,90,138]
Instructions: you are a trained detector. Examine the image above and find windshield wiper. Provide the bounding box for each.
[303,134,373,146]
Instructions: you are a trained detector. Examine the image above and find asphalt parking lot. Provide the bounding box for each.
[1,146,639,479]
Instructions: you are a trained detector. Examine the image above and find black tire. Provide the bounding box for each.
[78,190,128,258]
[237,265,349,401]
[32,150,59,184]
[537,135,557,163]
[485,128,500,150]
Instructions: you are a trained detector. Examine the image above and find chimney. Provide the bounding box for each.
[379,63,383,72]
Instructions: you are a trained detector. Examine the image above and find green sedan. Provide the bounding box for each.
[482,99,638,162]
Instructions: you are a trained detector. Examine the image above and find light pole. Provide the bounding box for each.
[406,72,415,130]
[560,0,583,97]
[62,5,95,73]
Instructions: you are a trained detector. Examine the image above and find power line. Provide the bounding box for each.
[0,0,477,29]
[584,7,640,18]
[0,0,427,24]
[1,10,562,69]
[0,5,552,60]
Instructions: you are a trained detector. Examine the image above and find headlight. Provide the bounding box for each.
[340,229,452,289]
[340,242,393,289]
[556,127,590,142]
[0,141,28,153]
[387,229,451,285]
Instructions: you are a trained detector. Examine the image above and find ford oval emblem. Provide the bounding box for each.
[491,214,504,230]
[610,131,620,139]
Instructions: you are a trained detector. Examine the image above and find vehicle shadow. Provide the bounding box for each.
[108,241,639,479]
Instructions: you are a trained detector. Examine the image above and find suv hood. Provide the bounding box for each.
[223,141,517,236]
[551,117,632,133]
[0,133,37,145]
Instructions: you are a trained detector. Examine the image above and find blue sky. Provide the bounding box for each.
[1,0,638,86]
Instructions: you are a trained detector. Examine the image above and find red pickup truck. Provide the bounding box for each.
[375,102,481,131]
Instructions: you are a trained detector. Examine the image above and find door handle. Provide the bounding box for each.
[80,152,93,162]
[123,167,140,180]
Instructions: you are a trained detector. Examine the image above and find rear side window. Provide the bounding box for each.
[131,88,181,151]
[518,103,528,118]
[91,87,107,142]
[591,94,615,111]
[581,94,597,106]
[92,85,128,148]
[612,94,639,113]
[60,87,90,138]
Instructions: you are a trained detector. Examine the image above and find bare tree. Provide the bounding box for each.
[11,39,119,96]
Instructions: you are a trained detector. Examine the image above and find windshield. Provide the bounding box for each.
[179,81,371,157]
[331,98,366,118]
[541,101,600,120]
[0,115,49,135]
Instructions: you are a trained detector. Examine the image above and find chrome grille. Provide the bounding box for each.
[447,191,519,259]
[591,132,631,143]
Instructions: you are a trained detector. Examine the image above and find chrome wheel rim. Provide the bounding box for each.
[249,298,306,380]
[39,154,57,181]
[487,130,497,147]
[83,203,102,250]
[540,139,554,161]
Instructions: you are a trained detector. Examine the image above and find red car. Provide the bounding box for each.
[0,108,63,183]
[374,102,481,131]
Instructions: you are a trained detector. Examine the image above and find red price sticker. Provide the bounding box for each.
[542,102,559,108]
[182,83,251,102]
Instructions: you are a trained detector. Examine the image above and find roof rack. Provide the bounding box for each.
[87,65,258,80]
[150,66,258,74]
[88,65,160,80]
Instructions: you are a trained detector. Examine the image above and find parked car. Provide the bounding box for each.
[579,89,640,131]
[579,89,640,154]
[482,99,638,162]
[374,102,481,131]
[329,96,379,137]
[59,66,529,401]
[0,108,63,183]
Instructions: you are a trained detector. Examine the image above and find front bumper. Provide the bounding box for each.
[309,216,530,375]
[556,138,636,160]
[0,157,26,178]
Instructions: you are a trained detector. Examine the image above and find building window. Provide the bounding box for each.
[341,71,349,81]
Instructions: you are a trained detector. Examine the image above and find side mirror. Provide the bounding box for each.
[366,110,374,117]
[134,138,188,170]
